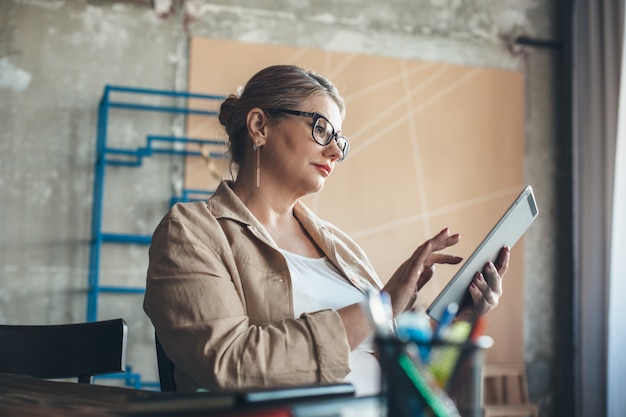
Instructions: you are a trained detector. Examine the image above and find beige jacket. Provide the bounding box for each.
[143,181,383,392]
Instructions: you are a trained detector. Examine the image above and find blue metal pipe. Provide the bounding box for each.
[106,84,225,101]
[143,135,228,146]
[99,286,146,294]
[87,87,111,322]
[104,135,228,166]
[101,233,152,245]
[108,101,218,116]
[88,84,228,386]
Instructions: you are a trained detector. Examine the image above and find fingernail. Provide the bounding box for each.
[439,227,449,234]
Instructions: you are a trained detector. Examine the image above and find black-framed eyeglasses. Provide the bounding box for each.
[264,108,350,162]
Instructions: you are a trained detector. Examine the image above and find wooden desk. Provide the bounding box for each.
[0,372,159,417]
[0,373,383,417]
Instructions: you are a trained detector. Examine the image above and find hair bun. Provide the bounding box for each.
[218,94,239,136]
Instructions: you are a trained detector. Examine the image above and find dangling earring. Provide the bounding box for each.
[253,142,260,188]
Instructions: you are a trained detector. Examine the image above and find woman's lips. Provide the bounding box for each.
[313,163,332,177]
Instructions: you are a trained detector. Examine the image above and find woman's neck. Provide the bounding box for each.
[231,177,323,258]
[231,176,297,228]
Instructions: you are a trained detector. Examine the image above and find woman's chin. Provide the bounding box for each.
[312,179,327,194]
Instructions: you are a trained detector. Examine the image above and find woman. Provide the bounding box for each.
[143,64,508,396]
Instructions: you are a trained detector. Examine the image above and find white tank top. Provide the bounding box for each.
[278,249,381,397]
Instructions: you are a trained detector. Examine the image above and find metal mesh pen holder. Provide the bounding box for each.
[377,336,489,417]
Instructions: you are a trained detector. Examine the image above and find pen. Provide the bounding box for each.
[398,352,461,417]
[423,302,458,366]
[433,302,458,342]
[468,314,487,342]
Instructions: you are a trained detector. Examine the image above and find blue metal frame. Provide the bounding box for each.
[94,366,148,390]
[106,135,226,167]
[89,85,226,388]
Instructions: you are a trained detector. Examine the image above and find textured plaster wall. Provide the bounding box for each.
[0,0,560,415]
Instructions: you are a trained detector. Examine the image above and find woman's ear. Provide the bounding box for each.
[246,108,268,147]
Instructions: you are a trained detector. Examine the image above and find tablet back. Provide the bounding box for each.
[427,185,539,322]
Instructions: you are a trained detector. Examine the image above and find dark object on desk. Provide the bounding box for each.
[155,333,176,391]
[122,382,356,415]
[239,382,354,404]
[0,318,128,384]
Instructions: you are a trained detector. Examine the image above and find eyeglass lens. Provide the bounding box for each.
[313,118,349,156]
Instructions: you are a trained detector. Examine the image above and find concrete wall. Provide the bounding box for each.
[0,0,561,414]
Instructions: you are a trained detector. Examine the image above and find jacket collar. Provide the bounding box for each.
[209,181,327,235]
[208,180,335,261]
[207,180,378,292]
[207,181,277,246]
[207,180,256,225]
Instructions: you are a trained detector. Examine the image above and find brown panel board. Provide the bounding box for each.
[186,37,525,364]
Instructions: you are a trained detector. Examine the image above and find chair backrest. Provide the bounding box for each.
[155,333,176,392]
[0,318,128,383]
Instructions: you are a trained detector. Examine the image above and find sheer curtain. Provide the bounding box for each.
[608,7,626,416]
[572,1,625,417]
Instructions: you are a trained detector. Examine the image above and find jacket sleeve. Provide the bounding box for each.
[143,210,352,391]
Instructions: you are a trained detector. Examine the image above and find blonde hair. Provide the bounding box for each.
[218,65,345,167]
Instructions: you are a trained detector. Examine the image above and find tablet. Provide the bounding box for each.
[122,383,355,415]
[426,185,539,322]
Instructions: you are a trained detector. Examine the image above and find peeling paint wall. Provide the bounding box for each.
[0,0,561,415]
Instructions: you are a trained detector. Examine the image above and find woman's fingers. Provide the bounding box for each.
[467,261,503,316]
[400,240,433,311]
[384,228,464,316]
[422,228,463,268]
[416,264,435,290]
[457,246,509,321]
[427,253,464,267]
[467,274,492,317]
[482,261,503,297]
[384,240,433,315]
[429,228,461,252]
[494,246,510,275]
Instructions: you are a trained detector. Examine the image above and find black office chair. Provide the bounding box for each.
[155,333,176,392]
[0,318,128,384]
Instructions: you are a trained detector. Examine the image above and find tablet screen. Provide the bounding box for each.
[426,185,539,322]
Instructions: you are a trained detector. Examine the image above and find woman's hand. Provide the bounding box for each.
[457,245,510,321]
[383,228,463,316]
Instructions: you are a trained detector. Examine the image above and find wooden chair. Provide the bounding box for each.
[483,363,539,417]
[0,318,128,384]
[155,333,176,392]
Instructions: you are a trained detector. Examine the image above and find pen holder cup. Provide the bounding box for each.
[377,336,490,417]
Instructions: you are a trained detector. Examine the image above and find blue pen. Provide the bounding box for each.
[432,302,458,342]
[422,302,458,365]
